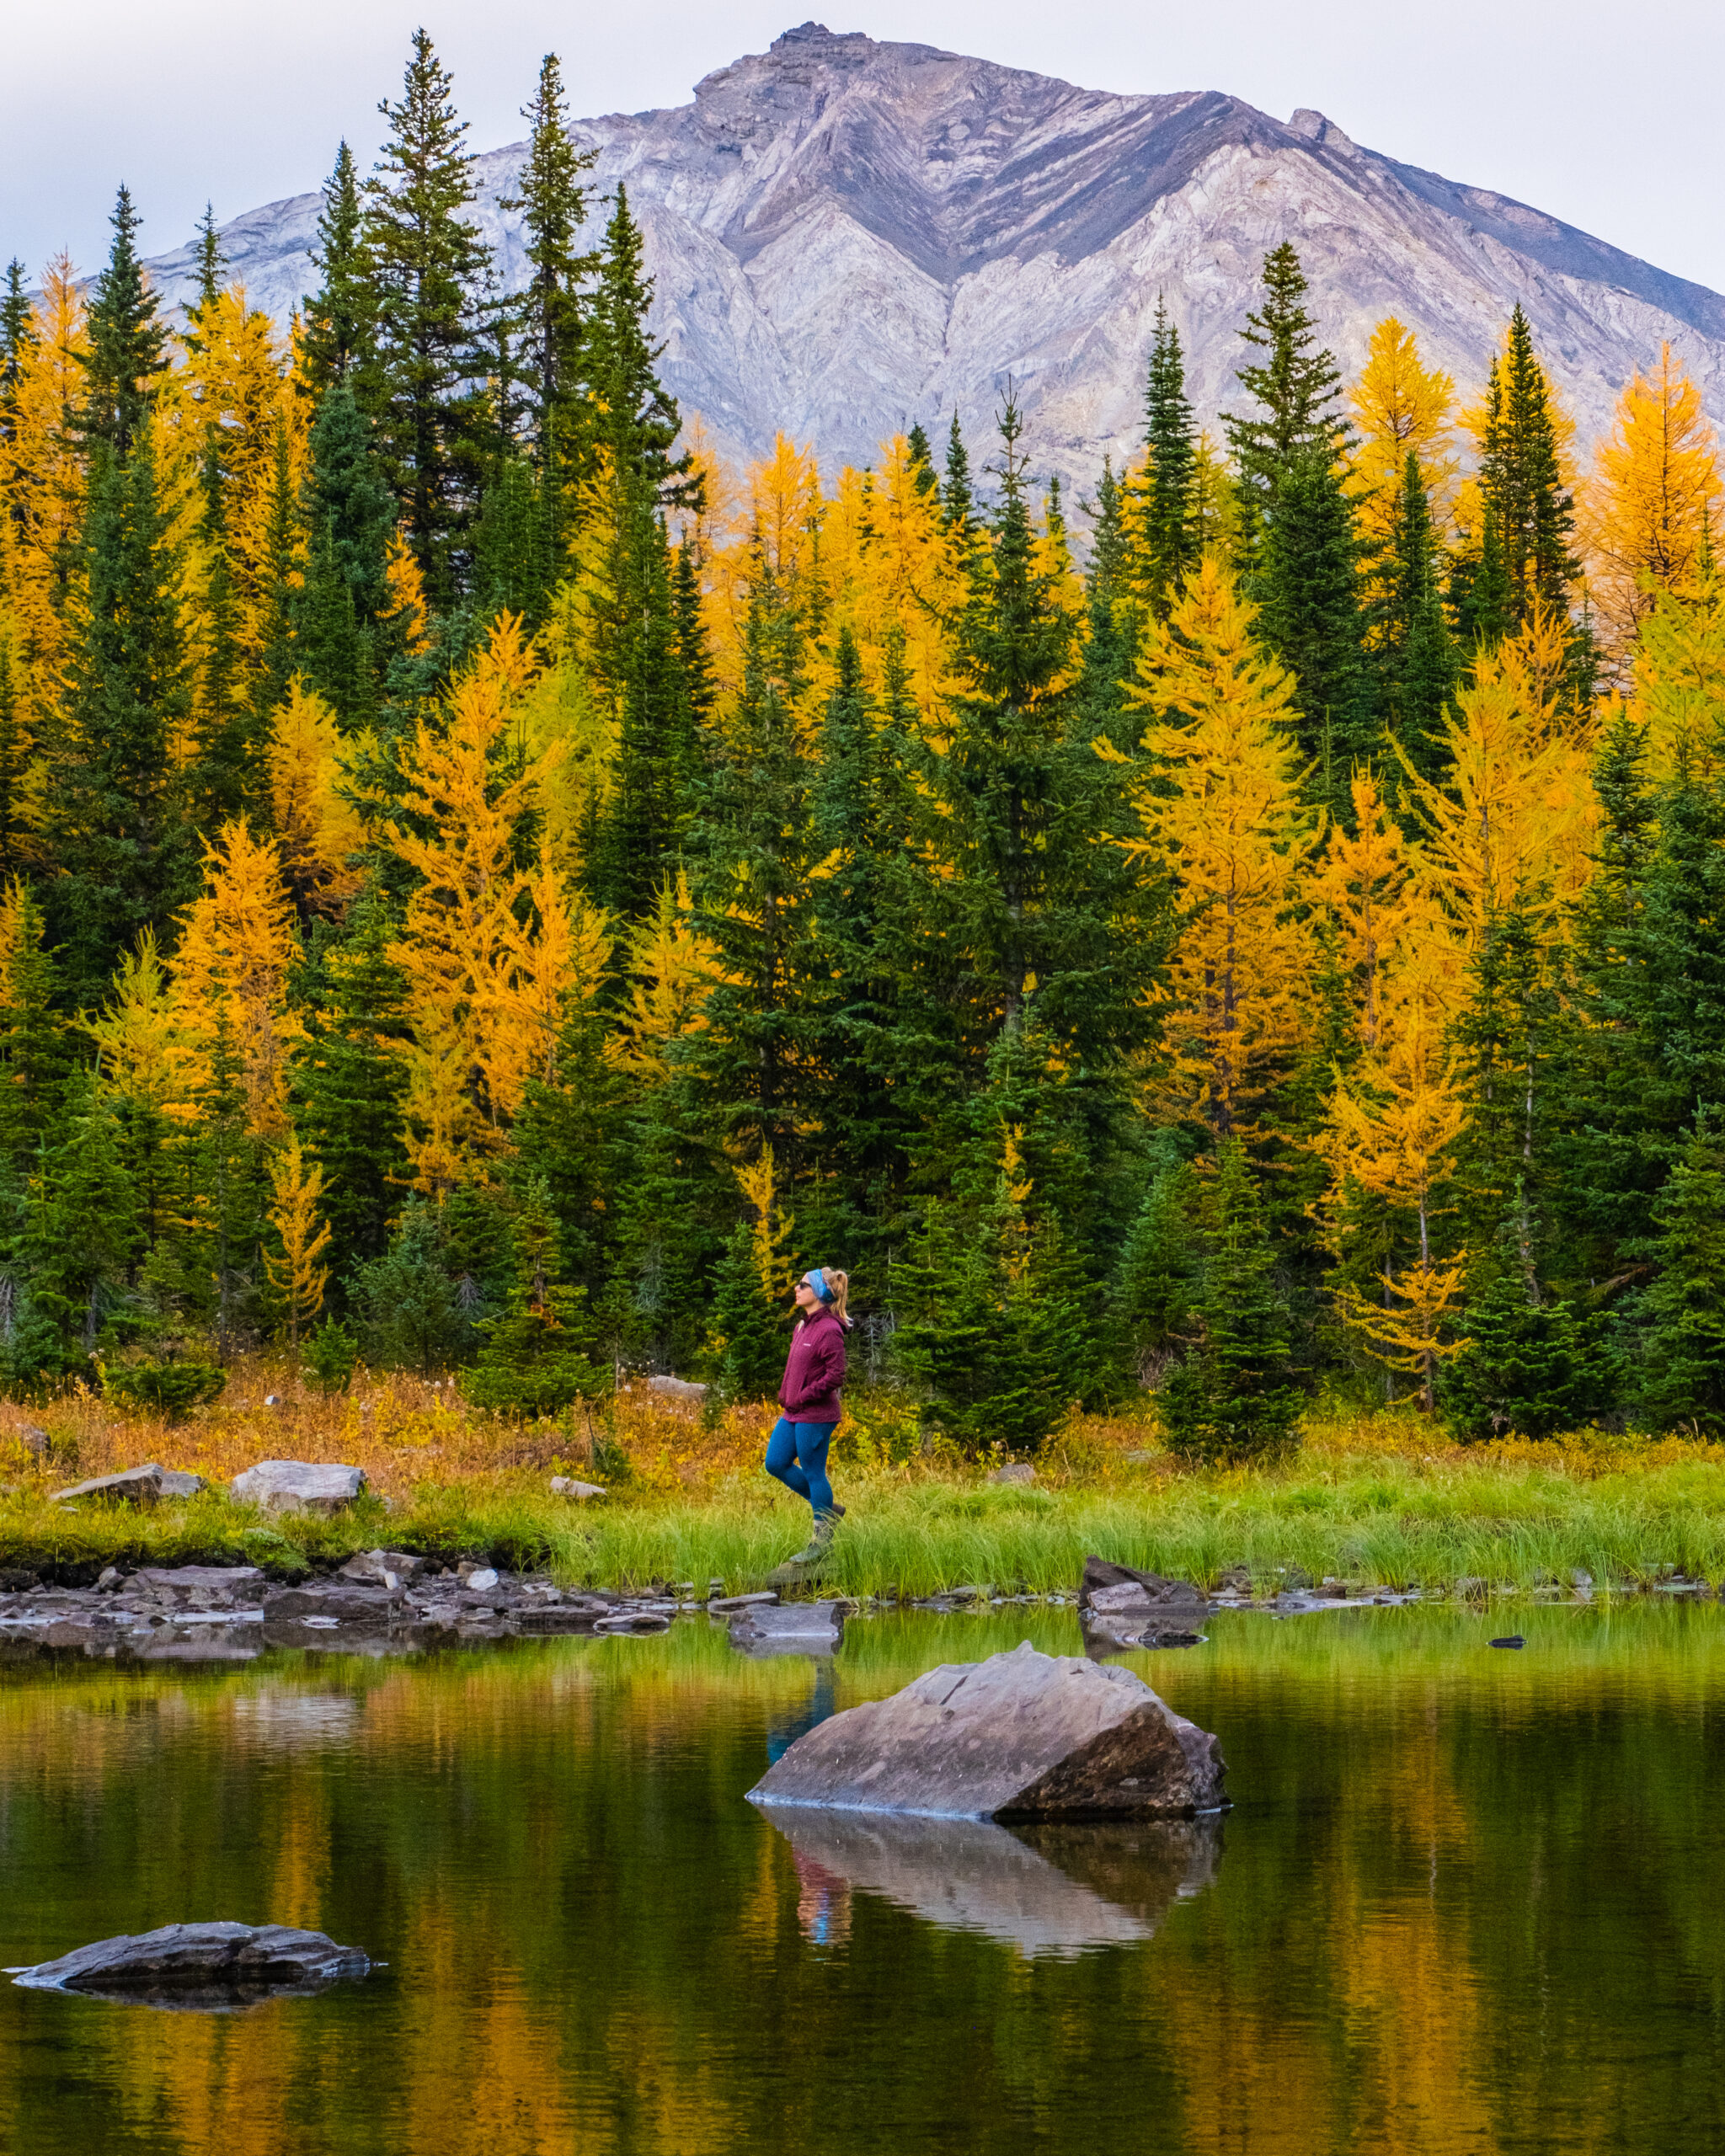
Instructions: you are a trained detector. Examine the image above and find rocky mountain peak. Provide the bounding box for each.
[144,27,1725,488]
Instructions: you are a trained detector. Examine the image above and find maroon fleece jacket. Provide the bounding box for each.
[777,1310,848,1422]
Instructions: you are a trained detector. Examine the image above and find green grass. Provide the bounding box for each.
[7,1444,1725,1597]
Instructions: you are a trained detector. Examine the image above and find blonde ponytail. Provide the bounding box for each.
[821,1267,851,1325]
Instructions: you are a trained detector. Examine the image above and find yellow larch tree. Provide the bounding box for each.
[387,616,609,1188]
[86,932,199,1119]
[266,677,366,914]
[1579,343,1723,663]
[611,870,731,1082]
[734,1143,796,1300]
[1104,558,1321,1139]
[0,259,90,736]
[1624,565,1725,782]
[703,435,825,711]
[1402,604,1599,941]
[1308,771,1466,1048]
[169,819,303,1134]
[264,1135,333,1348]
[834,433,965,731]
[1346,318,1460,542]
[1311,780,1471,1406]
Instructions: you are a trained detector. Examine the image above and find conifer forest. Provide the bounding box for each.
[3,29,1723,1460]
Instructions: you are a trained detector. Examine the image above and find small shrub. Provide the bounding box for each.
[103,1358,227,1420]
[302,1317,359,1396]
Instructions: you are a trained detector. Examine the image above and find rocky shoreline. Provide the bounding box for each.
[1,1548,1707,1667]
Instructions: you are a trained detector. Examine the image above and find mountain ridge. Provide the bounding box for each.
[142,21,1725,484]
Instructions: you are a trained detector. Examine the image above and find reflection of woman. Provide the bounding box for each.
[765,1267,852,1564]
[793,1849,852,1949]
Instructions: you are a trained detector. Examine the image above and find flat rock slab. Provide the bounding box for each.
[12,1922,369,2008]
[262,1584,401,1624]
[49,1465,164,1506]
[229,1461,367,1515]
[132,1566,264,1609]
[749,1640,1227,1819]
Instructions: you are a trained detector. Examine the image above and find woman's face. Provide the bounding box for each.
[793,1279,820,1315]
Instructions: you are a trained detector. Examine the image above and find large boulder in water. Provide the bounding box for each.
[10,1922,370,2006]
[747,1640,1226,1818]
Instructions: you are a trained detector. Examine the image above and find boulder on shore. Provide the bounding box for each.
[10,1922,370,2005]
[548,1476,606,1499]
[48,1465,166,1507]
[229,1460,366,1515]
[748,1640,1227,1818]
[647,1374,708,1404]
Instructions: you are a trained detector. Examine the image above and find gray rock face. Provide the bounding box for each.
[749,1639,1227,1817]
[11,1923,369,2007]
[142,24,1725,487]
[228,1460,366,1515]
[986,1463,1037,1486]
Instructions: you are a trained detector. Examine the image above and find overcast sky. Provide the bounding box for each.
[6,0,1721,293]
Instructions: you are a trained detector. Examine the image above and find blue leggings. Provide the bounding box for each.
[765,1417,837,1516]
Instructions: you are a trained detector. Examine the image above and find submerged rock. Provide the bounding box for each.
[729,1600,846,1657]
[11,1922,370,2008]
[229,1460,367,1515]
[749,1640,1227,1818]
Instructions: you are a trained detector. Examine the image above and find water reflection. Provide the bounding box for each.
[761,1806,1222,1958]
[3,1604,1725,2155]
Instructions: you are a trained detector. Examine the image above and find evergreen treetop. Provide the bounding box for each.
[77,186,168,461]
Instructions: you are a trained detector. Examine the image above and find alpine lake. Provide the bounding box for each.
[2,1594,1722,2154]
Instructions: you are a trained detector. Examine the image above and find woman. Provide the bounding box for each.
[765,1267,852,1562]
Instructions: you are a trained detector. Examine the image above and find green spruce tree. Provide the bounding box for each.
[465,1177,605,1416]
[1140,296,1198,617]
[45,430,199,996]
[1638,1112,1725,1433]
[301,142,377,403]
[1158,1139,1305,1464]
[360,29,492,605]
[77,186,168,461]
